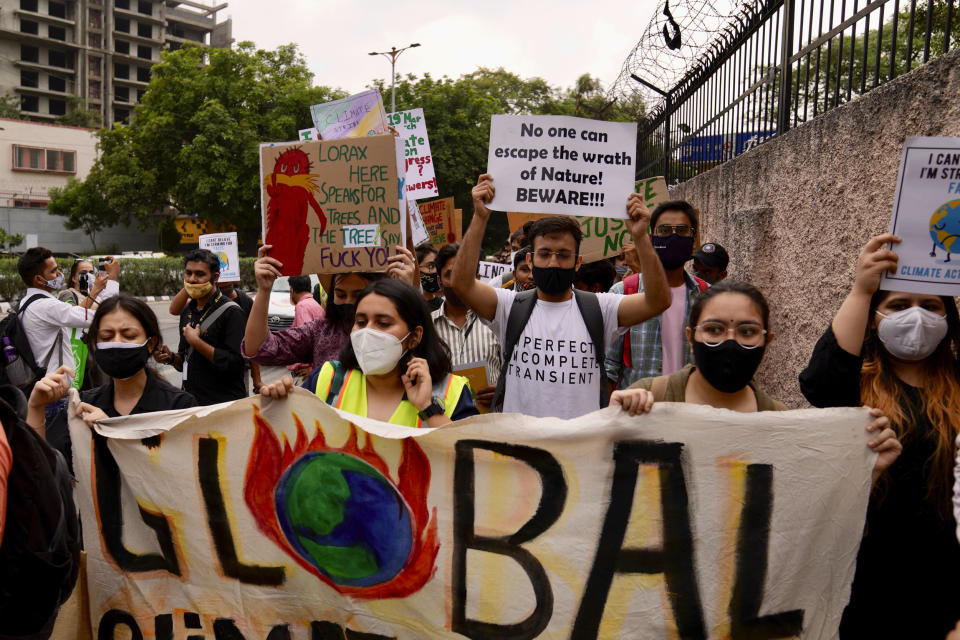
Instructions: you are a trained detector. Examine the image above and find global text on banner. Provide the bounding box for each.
[881,136,960,295]
[417,197,459,247]
[486,114,638,218]
[198,232,240,283]
[259,135,403,276]
[507,177,670,263]
[68,389,874,639]
[388,108,439,200]
[309,90,390,140]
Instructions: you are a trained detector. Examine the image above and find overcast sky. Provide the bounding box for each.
[223,0,662,96]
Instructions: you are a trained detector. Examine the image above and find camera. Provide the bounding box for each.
[78,272,92,294]
[98,256,111,269]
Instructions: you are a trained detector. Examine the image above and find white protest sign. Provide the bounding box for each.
[388,108,439,200]
[408,199,431,247]
[477,260,509,281]
[881,136,960,295]
[68,390,874,639]
[298,127,319,142]
[486,114,637,218]
[198,231,240,282]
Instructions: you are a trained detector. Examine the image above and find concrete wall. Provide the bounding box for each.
[671,48,960,408]
[0,206,158,253]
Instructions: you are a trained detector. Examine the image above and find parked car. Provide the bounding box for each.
[267,274,321,331]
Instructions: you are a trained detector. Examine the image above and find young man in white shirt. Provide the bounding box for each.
[451,174,670,419]
[16,246,120,424]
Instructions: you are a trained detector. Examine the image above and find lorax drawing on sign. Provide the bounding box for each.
[265,147,326,275]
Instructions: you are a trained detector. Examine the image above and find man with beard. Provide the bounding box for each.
[432,243,501,411]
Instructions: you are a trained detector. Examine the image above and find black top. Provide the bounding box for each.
[230,288,254,318]
[800,326,960,638]
[47,372,196,473]
[177,291,247,405]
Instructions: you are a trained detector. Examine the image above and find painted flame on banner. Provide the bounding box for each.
[244,406,438,599]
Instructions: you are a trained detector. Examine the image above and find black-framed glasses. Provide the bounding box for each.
[654,224,696,237]
[694,321,767,348]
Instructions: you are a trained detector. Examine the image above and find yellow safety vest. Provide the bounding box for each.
[314,361,470,428]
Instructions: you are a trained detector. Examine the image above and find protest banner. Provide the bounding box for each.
[388,108,439,200]
[477,260,509,281]
[68,389,874,639]
[418,197,460,247]
[199,232,241,282]
[310,90,390,140]
[408,200,431,246]
[259,135,404,276]
[507,177,670,263]
[298,127,320,142]
[881,136,960,295]
[486,115,637,218]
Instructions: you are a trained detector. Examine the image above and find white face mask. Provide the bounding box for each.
[350,328,410,375]
[876,306,949,361]
[44,273,65,291]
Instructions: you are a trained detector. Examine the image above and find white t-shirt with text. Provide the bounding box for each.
[491,287,624,419]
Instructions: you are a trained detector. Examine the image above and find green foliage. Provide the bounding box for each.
[0,94,23,120]
[0,228,24,253]
[54,96,102,128]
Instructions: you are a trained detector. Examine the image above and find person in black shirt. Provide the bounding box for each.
[27,294,196,469]
[799,233,960,638]
[154,249,247,405]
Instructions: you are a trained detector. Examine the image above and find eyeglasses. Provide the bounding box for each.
[654,224,696,237]
[534,249,576,263]
[695,321,767,348]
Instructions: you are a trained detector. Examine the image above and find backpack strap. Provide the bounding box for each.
[620,275,640,371]
[185,299,240,363]
[573,289,609,408]
[491,289,539,411]
[18,293,47,316]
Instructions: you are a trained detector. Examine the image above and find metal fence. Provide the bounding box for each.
[634,0,957,183]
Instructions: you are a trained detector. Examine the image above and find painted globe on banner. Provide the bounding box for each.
[929,200,960,260]
[275,451,413,587]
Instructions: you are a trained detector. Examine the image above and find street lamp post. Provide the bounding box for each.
[368,43,421,114]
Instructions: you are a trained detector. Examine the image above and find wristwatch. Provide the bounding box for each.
[418,396,445,420]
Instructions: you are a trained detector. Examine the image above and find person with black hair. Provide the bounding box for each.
[433,243,501,410]
[452,174,669,419]
[27,294,196,467]
[153,249,246,405]
[416,244,443,311]
[574,260,616,294]
[58,259,110,391]
[605,200,710,390]
[259,279,478,427]
[17,247,120,427]
[508,246,534,291]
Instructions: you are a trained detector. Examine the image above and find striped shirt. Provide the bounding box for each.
[431,302,502,386]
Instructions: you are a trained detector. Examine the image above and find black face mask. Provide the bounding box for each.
[334,303,356,327]
[531,266,576,296]
[692,339,765,393]
[442,286,465,308]
[653,234,695,270]
[420,272,441,293]
[94,342,152,380]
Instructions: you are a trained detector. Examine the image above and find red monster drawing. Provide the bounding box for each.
[265,147,326,275]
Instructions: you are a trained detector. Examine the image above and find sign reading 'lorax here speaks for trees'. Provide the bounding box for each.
[69,389,874,639]
[259,135,404,276]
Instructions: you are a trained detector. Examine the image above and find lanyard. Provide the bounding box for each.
[187,290,222,327]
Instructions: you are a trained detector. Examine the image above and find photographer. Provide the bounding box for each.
[58,258,111,309]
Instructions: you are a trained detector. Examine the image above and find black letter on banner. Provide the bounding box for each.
[98,610,143,640]
[213,619,291,640]
[93,434,181,574]
[198,436,286,586]
[571,440,706,639]
[154,614,172,640]
[728,464,804,639]
[451,440,567,640]
[309,623,395,640]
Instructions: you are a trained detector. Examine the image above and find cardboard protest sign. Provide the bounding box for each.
[477,260,509,281]
[69,388,874,639]
[199,232,240,282]
[259,135,404,276]
[451,361,489,413]
[310,90,390,140]
[881,136,960,295]
[388,108,439,200]
[486,114,637,218]
[417,197,460,247]
[507,177,670,263]
[408,199,431,246]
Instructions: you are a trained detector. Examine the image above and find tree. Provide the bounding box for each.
[48,42,346,252]
[55,95,102,128]
[0,228,24,252]
[0,95,22,120]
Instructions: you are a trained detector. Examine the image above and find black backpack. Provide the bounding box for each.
[491,289,608,412]
[0,384,80,639]
[0,294,58,394]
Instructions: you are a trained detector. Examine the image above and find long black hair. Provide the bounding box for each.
[88,293,161,354]
[338,279,452,381]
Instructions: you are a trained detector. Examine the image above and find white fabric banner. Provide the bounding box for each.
[486,115,637,219]
[68,389,873,639]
